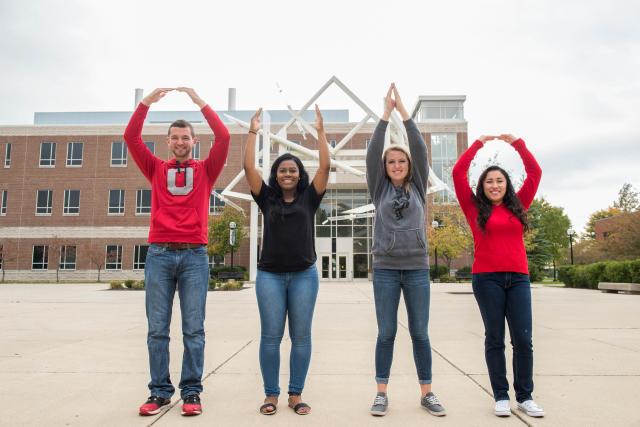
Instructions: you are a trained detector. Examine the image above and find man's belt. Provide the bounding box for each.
[156,243,206,251]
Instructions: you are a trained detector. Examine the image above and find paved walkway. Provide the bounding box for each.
[1,282,639,426]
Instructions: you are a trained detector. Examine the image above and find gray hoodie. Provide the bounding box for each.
[366,119,429,270]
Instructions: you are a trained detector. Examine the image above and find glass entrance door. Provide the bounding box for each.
[320,253,349,280]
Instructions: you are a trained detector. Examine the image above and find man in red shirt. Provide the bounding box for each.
[124,87,230,417]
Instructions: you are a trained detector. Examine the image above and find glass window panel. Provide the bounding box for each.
[353,254,368,278]
[353,238,368,252]
[337,226,352,237]
[315,226,330,238]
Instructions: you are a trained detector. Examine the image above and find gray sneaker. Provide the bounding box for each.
[421,392,446,416]
[370,393,388,416]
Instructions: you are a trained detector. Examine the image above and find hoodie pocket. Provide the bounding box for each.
[384,228,426,257]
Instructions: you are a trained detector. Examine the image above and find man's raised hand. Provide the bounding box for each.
[141,88,174,106]
[176,87,206,109]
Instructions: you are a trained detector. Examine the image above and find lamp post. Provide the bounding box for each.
[229,221,237,269]
[568,227,575,265]
[431,220,440,281]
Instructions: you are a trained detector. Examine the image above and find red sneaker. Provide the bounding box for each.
[139,396,171,416]
[181,394,202,416]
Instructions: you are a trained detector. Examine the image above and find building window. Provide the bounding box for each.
[418,101,464,121]
[32,245,49,270]
[365,138,371,149]
[66,142,83,166]
[209,189,225,215]
[133,245,149,270]
[36,190,53,215]
[145,141,155,154]
[105,245,122,270]
[192,142,201,160]
[136,189,151,214]
[1,190,6,215]
[39,142,56,167]
[108,189,125,215]
[329,139,337,148]
[63,190,80,215]
[59,245,77,270]
[111,142,128,166]
[431,133,458,204]
[4,143,11,168]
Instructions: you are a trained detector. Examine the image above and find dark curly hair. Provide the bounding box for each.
[473,166,529,232]
[268,153,309,196]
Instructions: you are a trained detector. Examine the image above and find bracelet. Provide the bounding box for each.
[248,130,258,135]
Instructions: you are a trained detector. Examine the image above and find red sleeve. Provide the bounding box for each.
[123,103,158,181]
[512,139,542,210]
[201,105,230,183]
[452,140,483,220]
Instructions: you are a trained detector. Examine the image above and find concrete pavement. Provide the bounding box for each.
[1,282,639,426]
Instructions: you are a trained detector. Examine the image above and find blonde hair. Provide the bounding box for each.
[382,145,412,191]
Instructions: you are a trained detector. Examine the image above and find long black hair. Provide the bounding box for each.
[268,153,309,196]
[473,165,529,232]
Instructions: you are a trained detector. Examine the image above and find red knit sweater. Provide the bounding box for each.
[452,139,542,274]
[123,103,230,244]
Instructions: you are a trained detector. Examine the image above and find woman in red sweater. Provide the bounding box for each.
[452,134,544,419]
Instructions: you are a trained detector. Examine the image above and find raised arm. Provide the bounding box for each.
[452,136,494,217]
[498,134,542,209]
[311,105,330,195]
[177,87,230,182]
[123,88,172,181]
[366,85,395,201]
[393,85,428,195]
[243,108,264,196]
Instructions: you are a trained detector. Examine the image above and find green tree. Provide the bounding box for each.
[613,183,639,213]
[207,206,247,266]
[526,198,571,280]
[429,209,473,272]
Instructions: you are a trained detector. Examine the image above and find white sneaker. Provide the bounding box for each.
[517,399,545,417]
[494,400,511,417]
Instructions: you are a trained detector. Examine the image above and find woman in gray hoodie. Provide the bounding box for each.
[366,84,445,417]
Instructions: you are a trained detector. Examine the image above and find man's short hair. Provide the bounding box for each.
[168,119,195,137]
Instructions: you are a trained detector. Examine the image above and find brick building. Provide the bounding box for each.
[0,88,468,282]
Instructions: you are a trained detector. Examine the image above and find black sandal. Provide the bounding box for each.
[291,402,311,415]
[259,398,278,415]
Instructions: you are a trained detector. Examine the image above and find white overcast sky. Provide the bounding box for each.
[1,0,638,232]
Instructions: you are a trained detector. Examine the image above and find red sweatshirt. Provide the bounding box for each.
[123,103,230,244]
[452,139,542,274]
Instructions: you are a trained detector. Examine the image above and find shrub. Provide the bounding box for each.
[429,265,449,280]
[123,279,136,289]
[558,259,639,288]
[109,280,123,290]
[132,280,145,290]
[219,279,243,291]
[629,259,640,283]
[529,264,542,283]
[558,265,576,287]
[604,261,632,283]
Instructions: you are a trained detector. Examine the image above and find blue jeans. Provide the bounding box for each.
[472,272,534,402]
[144,244,209,399]
[255,265,319,396]
[373,269,432,384]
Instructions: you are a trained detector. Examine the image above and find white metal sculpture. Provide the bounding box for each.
[219,75,454,280]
